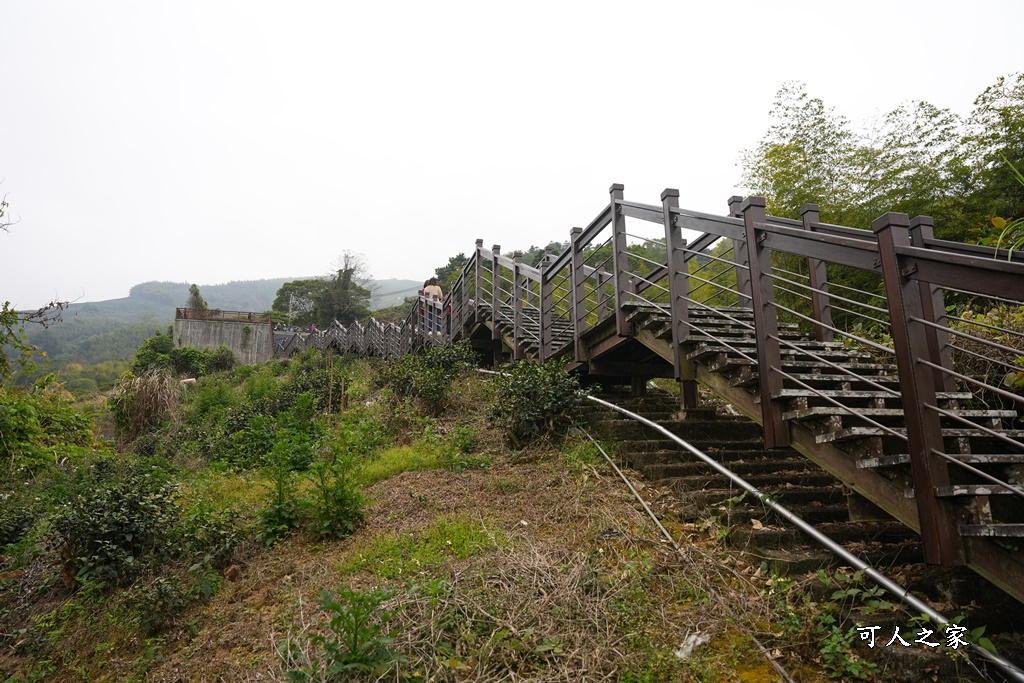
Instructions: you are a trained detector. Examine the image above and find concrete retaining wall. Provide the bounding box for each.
[173,319,274,365]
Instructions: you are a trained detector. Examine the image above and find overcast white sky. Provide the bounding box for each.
[2,1,1022,309]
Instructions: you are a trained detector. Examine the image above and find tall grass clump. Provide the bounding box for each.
[109,369,182,440]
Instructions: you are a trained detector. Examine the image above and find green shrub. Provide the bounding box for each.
[0,390,46,471]
[206,344,236,373]
[128,576,188,636]
[48,462,179,585]
[173,500,241,570]
[375,341,477,413]
[257,464,302,547]
[334,406,393,458]
[133,328,234,378]
[489,359,589,447]
[1,381,97,474]
[131,328,175,373]
[168,346,210,377]
[306,455,365,541]
[280,585,405,680]
[0,489,41,546]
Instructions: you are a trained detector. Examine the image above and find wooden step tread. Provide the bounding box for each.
[857,453,1024,468]
[817,426,1024,444]
[776,389,972,401]
[782,406,1016,421]
[959,524,1024,538]
[730,372,901,388]
[934,484,1024,497]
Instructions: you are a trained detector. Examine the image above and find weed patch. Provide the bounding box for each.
[357,443,443,486]
[338,516,502,578]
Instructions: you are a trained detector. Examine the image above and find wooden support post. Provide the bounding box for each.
[539,248,553,361]
[742,197,788,448]
[610,183,632,336]
[874,212,962,566]
[570,227,587,363]
[909,216,956,392]
[513,251,524,361]
[661,189,697,410]
[728,195,753,308]
[801,204,834,342]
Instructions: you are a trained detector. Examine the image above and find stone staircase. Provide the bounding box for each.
[584,391,923,573]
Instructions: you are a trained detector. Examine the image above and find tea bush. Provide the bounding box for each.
[172,500,241,570]
[48,461,179,585]
[375,341,477,413]
[489,359,589,447]
[257,463,302,547]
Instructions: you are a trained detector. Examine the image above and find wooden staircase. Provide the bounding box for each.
[620,303,1024,597]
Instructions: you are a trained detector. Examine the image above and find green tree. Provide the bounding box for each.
[435,252,468,292]
[965,72,1024,227]
[273,252,372,328]
[185,284,209,316]
[272,279,325,327]
[741,82,861,223]
[741,75,1024,244]
[316,252,372,327]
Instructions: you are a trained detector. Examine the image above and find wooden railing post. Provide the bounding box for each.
[512,251,524,361]
[801,204,834,342]
[417,292,426,338]
[474,239,484,324]
[909,216,956,392]
[539,248,553,361]
[874,212,962,566]
[491,244,501,344]
[728,195,754,308]
[742,197,788,448]
[610,183,632,336]
[570,227,587,363]
[661,189,697,410]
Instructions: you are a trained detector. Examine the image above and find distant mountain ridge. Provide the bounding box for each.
[65,277,422,322]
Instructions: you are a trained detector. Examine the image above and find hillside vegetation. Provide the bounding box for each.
[5,344,1012,682]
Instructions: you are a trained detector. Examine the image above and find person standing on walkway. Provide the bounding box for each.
[423,277,444,333]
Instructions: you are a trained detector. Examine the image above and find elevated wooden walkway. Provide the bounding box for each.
[278,184,1024,605]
